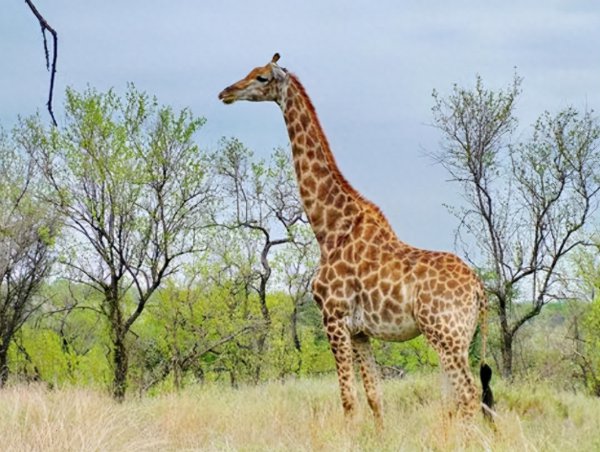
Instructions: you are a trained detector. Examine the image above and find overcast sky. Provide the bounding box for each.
[2,1,599,252]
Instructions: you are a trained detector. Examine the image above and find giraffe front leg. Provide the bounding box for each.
[324,316,358,420]
[352,334,384,430]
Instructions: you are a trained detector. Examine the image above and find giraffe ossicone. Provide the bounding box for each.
[219,54,494,427]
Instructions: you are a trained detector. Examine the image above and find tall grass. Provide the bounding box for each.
[1,374,599,451]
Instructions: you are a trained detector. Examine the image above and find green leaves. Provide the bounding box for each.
[0,124,60,385]
[432,72,600,377]
[15,84,214,396]
[431,73,521,182]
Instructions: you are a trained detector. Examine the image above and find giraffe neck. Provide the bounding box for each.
[279,75,369,248]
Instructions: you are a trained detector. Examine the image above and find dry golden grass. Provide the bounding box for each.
[1,374,599,451]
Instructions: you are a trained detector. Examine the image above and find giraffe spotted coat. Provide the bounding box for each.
[219,54,492,427]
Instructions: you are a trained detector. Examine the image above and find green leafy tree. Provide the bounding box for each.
[213,139,307,381]
[273,224,319,374]
[567,245,600,395]
[18,280,111,387]
[579,297,600,395]
[0,128,59,386]
[130,260,258,392]
[19,85,213,399]
[432,75,600,378]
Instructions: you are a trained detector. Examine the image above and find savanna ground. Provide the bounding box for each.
[2,373,599,452]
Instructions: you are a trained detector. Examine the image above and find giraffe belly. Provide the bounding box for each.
[364,317,421,342]
[348,296,421,342]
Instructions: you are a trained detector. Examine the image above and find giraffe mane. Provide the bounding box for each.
[288,73,396,234]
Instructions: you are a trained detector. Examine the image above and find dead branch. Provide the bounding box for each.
[24,0,58,127]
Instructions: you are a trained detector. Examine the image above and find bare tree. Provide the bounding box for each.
[0,129,58,386]
[20,86,213,399]
[432,74,600,378]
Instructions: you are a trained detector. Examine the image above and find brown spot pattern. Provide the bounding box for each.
[221,60,491,428]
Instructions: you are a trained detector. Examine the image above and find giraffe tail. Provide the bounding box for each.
[477,282,494,421]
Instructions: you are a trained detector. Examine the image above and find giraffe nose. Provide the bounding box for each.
[218,86,236,104]
[218,87,229,100]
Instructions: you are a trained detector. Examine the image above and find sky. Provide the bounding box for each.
[1,0,599,252]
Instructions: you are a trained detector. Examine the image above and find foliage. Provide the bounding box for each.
[6,135,325,393]
[373,337,438,374]
[579,298,600,395]
[211,138,312,382]
[3,81,600,400]
[16,85,212,399]
[432,73,600,377]
[0,127,59,386]
[9,324,111,387]
[567,245,600,395]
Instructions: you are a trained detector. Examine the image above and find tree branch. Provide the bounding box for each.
[25,0,58,127]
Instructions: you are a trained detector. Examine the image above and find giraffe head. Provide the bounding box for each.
[219,53,288,105]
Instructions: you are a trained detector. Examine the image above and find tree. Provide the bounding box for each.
[213,139,307,381]
[129,262,258,393]
[566,244,600,396]
[432,74,600,378]
[10,280,112,387]
[19,85,213,399]
[273,224,319,374]
[0,128,59,386]
[575,293,600,396]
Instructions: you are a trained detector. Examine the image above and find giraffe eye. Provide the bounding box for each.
[256,76,269,83]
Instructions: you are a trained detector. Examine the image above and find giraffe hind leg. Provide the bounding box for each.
[438,347,479,420]
[420,325,479,421]
[352,334,383,429]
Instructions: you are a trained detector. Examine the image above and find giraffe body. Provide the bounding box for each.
[219,54,492,426]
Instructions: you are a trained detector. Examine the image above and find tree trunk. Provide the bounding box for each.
[290,304,302,374]
[496,293,514,379]
[0,343,9,387]
[254,274,271,383]
[173,355,182,391]
[291,304,301,352]
[254,329,269,383]
[500,327,513,379]
[112,333,128,401]
[229,369,238,389]
[106,282,130,401]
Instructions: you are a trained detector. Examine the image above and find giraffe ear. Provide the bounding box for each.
[271,63,287,82]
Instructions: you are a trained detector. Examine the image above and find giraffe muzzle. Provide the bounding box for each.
[218,87,236,104]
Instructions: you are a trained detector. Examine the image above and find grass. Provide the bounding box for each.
[1,374,599,451]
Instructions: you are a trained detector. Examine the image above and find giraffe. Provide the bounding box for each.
[219,54,494,427]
